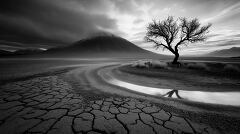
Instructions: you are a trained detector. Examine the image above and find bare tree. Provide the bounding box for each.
[145,16,211,64]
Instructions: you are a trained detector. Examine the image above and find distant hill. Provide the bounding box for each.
[44,35,165,58]
[14,49,45,55]
[0,49,12,56]
[205,47,240,57]
[1,35,167,59]
[0,48,45,57]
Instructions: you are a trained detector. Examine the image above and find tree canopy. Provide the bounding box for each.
[145,16,211,64]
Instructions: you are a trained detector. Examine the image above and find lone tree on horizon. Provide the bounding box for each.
[145,16,211,64]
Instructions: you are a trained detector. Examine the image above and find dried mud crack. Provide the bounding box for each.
[0,63,229,134]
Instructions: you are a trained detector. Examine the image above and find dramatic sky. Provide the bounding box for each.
[0,0,240,55]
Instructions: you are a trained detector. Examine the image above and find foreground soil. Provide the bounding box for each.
[1,72,220,134]
[0,60,239,134]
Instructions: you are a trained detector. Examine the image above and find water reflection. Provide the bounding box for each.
[103,74,240,106]
[162,90,182,99]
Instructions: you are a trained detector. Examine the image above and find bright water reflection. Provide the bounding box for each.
[103,74,240,106]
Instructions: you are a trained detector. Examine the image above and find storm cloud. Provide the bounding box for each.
[0,0,120,49]
[0,0,240,53]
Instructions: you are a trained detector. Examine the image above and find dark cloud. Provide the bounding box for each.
[0,0,120,49]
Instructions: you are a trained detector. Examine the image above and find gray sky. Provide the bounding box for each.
[0,0,240,55]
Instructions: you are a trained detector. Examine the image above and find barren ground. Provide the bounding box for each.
[0,58,239,134]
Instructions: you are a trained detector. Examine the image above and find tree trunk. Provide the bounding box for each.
[172,52,179,64]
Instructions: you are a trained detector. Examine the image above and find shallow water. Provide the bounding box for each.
[103,74,240,106]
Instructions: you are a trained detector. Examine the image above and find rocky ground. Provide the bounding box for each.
[0,72,219,134]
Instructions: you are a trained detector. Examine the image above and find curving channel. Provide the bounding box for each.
[101,67,240,106]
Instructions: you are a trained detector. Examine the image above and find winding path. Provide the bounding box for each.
[0,62,232,134]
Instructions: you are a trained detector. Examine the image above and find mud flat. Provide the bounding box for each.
[0,60,240,133]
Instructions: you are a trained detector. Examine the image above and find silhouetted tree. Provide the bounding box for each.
[145,16,211,64]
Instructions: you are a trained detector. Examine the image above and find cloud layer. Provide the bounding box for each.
[0,0,240,54]
[0,0,120,49]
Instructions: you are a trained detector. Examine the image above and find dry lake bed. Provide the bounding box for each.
[0,58,240,134]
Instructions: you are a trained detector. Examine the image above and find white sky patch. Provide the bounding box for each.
[107,2,151,42]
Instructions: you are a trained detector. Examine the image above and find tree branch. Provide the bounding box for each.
[145,36,169,50]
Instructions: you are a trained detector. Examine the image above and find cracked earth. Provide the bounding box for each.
[0,74,219,134]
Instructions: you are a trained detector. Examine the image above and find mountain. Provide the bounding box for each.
[1,35,167,59]
[45,35,165,58]
[205,47,240,57]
